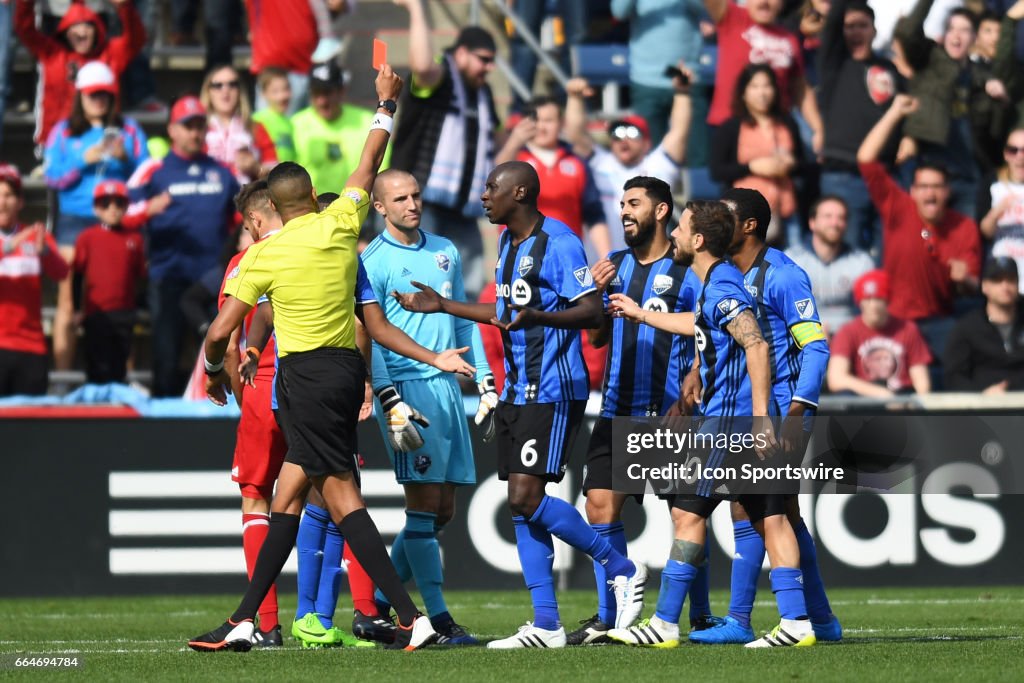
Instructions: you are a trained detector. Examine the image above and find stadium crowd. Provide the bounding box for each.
[2,0,1024,399]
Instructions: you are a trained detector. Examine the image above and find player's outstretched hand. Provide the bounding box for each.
[491,305,538,331]
[433,347,475,377]
[392,281,443,313]
[591,257,617,292]
[752,415,780,460]
[475,374,499,441]
[607,292,644,323]
[205,370,232,406]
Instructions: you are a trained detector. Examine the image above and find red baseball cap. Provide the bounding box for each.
[608,114,650,140]
[93,179,128,201]
[0,163,22,195]
[853,269,889,305]
[170,95,206,124]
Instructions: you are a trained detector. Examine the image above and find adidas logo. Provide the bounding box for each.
[401,267,413,277]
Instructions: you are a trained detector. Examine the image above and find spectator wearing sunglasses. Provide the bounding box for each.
[43,60,148,378]
[200,65,278,184]
[72,180,146,384]
[981,128,1024,293]
[563,65,693,253]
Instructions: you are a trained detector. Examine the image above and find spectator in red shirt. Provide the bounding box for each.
[14,0,144,146]
[857,94,982,360]
[828,269,932,396]
[72,180,146,384]
[703,0,824,153]
[0,164,69,396]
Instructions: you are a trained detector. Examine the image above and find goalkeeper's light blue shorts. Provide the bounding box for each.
[373,373,476,485]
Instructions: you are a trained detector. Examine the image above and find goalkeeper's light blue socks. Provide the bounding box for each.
[513,515,559,630]
[402,510,447,619]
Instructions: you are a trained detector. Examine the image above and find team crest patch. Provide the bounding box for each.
[574,266,594,287]
[436,253,451,272]
[745,284,758,298]
[413,454,432,474]
[652,274,673,295]
[518,255,534,276]
[717,298,741,320]
[344,190,362,203]
[226,265,240,280]
[795,298,815,320]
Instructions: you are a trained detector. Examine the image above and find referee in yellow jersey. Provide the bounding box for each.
[188,65,472,653]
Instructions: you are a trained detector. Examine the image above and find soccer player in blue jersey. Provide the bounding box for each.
[608,200,816,649]
[361,169,496,645]
[565,176,710,645]
[688,188,841,645]
[393,161,648,649]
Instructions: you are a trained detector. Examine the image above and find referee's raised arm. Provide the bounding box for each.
[347,64,403,194]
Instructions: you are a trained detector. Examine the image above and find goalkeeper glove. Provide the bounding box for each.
[475,374,499,442]
[376,385,429,452]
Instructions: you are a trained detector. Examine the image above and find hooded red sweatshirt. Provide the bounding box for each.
[15,0,145,144]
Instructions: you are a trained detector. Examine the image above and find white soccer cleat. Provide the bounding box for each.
[744,619,817,648]
[607,616,680,648]
[387,613,438,651]
[187,619,255,652]
[486,622,567,649]
[611,562,648,629]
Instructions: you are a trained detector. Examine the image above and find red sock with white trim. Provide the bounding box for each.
[243,512,279,629]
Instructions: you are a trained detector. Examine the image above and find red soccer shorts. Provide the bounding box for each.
[233,375,287,500]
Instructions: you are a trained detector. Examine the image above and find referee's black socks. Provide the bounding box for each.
[340,508,419,625]
[231,513,300,624]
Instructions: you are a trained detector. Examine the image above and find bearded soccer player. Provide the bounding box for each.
[393,161,648,649]
[608,201,815,649]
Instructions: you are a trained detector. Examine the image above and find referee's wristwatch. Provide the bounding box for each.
[377,99,397,115]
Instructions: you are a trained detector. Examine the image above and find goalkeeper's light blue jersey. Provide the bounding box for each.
[361,229,490,390]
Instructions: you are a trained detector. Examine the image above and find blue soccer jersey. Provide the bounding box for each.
[495,216,595,404]
[362,230,490,388]
[741,247,830,412]
[600,249,700,417]
[271,257,377,410]
[693,260,755,418]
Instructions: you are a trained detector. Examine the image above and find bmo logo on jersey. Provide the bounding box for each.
[497,279,533,305]
[642,297,668,313]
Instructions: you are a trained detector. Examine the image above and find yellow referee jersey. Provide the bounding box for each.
[224,188,370,356]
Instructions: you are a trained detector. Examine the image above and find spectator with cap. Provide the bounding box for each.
[944,256,1024,392]
[828,269,933,396]
[817,0,901,254]
[563,67,693,253]
[126,95,240,397]
[72,179,145,384]
[786,195,876,334]
[857,94,982,361]
[0,164,69,396]
[390,0,499,298]
[43,60,148,376]
[292,60,385,195]
[14,0,144,147]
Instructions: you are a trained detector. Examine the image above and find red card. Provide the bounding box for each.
[373,39,388,70]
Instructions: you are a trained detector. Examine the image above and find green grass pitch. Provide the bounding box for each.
[2,587,1022,682]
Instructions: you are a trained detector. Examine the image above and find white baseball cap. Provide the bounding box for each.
[75,61,118,95]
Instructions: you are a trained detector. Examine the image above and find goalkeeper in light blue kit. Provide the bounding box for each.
[361,169,497,645]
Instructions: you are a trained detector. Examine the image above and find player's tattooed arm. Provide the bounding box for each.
[392,281,497,324]
[725,309,772,415]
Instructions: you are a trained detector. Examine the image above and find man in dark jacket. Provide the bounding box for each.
[944,256,1024,391]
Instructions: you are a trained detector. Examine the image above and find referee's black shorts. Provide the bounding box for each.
[275,347,366,479]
